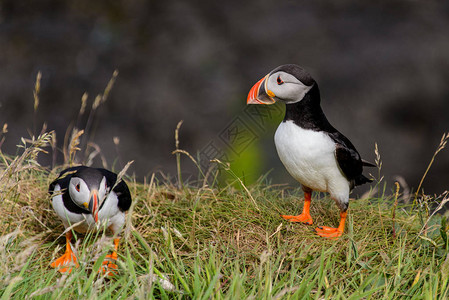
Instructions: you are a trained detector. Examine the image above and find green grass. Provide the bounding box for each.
[1,149,449,299]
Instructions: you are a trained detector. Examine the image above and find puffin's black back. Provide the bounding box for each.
[49,166,132,213]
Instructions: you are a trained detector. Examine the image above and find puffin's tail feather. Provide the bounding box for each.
[362,159,376,167]
[354,174,373,187]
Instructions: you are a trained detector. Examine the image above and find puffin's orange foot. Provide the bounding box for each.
[281,213,313,225]
[99,253,118,277]
[51,252,79,274]
[315,226,343,239]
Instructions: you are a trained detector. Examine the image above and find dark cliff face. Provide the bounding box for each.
[1,1,449,194]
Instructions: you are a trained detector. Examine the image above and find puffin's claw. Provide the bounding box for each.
[315,226,343,239]
[281,213,313,225]
[99,252,118,277]
[51,251,79,274]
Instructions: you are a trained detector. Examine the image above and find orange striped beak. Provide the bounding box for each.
[247,74,276,105]
[88,190,99,223]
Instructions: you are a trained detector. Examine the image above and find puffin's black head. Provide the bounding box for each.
[68,168,108,222]
[247,64,316,105]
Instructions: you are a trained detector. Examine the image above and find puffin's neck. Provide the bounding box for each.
[283,83,335,132]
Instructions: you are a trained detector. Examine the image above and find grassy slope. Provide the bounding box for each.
[1,155,449,300]
[2,71,448,299]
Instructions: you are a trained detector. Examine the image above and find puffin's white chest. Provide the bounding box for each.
[274,120,345,192]
[51,184,125,233]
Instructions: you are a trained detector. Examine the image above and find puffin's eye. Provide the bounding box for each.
[277,75,284,85]
[75,184,80,192]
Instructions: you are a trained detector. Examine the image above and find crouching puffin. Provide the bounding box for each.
[49,166,132,274]
[247,64,374,238]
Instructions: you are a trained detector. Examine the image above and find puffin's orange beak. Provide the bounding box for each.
[88,190,99,223]
[247,74,276,105]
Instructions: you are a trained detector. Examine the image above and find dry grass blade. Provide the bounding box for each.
[0,123,8,149]
[80,92,88,115]
[211,158,260,211]
[92,94,102,111]
[32,71,42,136]
[418,191,449,237]
[50,131,57,169]
[273,286,300,300]
[1,123,8,135]
[172,122,208,185]
[174,120,184,189]
[74,92,89,132]
[99,160,134,226]
[101,69,118,104]
[372,142,384,183]
[394,175,411,203]
[68,129,84,165]
[33,71,41,112]
[172,149,205,178]
[392,181,400,239]
[85,142,107,168]
[414,132,449,204]
[113,160,134,190]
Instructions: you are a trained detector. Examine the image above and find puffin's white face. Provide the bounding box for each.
[247,64,315,105]
[68,176,108,221]
[265,71,313,104]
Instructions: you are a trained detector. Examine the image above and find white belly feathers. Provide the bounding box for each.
[274,120,349,194]
[51,184,125,233]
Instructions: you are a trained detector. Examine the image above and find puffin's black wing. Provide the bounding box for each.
[96,168,132,212]
[328,132,372,187]
[49,166,90,214]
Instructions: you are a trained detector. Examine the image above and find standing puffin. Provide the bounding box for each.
[247,64,374,238]
[49,166,132,274]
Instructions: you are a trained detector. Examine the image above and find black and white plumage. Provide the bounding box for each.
[247,64,374,238]
[49,166,132,274]
[50,166,131,232]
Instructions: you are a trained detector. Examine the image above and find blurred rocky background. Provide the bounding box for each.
[1,0,448,195]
